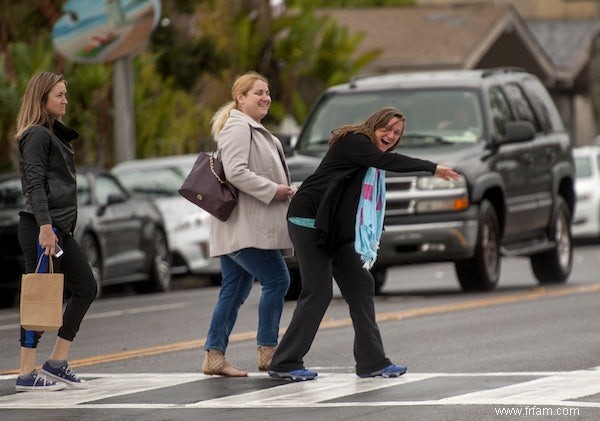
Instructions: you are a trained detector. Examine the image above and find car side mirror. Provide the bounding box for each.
[500,121,536,144]
[96,194,127,216]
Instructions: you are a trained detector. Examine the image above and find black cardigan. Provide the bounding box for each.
[288,132,437,255]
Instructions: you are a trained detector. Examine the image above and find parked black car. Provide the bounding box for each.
[0,169,171,307]
[285,68,575,296]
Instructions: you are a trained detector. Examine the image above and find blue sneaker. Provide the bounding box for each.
[268,369,318,382]
[358,364,407,378]
[42,361,88,389]
[15,371,66,392]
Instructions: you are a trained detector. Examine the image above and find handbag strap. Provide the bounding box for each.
[209,153,227,185]
[35,254,54,274]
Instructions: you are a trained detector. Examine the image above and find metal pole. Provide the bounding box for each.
[113,55,136,163]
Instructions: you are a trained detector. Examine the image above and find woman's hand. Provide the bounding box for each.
[39,224,58,256]
[434,165,460,181]
[273,184,296,201]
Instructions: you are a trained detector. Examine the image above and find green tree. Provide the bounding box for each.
[133,52,215,158]
[0,0,392,171]
[270,7,381,123]
[0,37,58,172]
[288,0,414,6]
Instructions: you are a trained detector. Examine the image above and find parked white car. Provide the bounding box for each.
[112,155,221,282]
[572,146,600,239]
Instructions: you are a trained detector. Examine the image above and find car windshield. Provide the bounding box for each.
[574,156,593,178]
[298,89,483,155]
[0,178,24,210]
[116,167,186,197]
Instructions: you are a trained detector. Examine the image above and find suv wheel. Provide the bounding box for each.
[530,197,572,284]
[455,199,500,291]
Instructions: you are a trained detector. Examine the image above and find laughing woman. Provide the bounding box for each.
[268,107,459,381]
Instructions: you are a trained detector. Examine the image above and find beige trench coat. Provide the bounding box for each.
[209,109,293,257]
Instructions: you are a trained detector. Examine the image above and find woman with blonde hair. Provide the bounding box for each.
[202,71,295,376]
[15,71,97,391]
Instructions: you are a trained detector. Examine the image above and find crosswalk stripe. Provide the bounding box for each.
[189,373,436,408]
[442,367,600,405]
[1,369,599,409]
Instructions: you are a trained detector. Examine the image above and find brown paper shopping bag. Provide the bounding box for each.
[20,255,64,331]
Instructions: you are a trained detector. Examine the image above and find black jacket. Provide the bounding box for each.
[288,132,437,254]
[19,120,79,234]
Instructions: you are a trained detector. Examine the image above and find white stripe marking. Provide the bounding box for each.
[0,369,598,409]
[0,303,186,331]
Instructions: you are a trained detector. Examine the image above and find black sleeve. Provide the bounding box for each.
[333,132,437,174]
[19,127,52,226]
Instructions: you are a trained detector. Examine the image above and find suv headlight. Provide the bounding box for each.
[416,176,466,190]
[414,175,469,213]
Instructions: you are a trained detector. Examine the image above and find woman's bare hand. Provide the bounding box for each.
[273,184,295,201]
[38,224,58,256]
[434,165,460,181]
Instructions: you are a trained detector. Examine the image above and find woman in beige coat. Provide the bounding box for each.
[202,71,295,377]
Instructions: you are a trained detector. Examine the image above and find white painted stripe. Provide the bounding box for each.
[0,373,205,407]
[442,367,600,404]
[0,370,599,409]
[189,373,436,408]
[81,303,188,319]
[0,303,187,331]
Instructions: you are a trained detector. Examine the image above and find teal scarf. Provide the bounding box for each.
[355,167,386,269]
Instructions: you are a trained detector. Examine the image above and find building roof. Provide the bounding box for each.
[527,19,600,81]
[318,4,595,89]
[321,4,547,68]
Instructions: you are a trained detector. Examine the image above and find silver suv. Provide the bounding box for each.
[286,68,575,295]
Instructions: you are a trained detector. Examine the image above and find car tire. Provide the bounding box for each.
[530,197,572,284]
[455,199,501,291]
[81,233,103,298]
[134,228,172,293]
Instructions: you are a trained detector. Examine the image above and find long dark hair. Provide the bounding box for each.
[329,107,406,150]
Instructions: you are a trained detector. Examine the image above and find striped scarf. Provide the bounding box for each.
[355,167,386,269]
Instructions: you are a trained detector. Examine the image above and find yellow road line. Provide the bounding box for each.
[2,283,599,375]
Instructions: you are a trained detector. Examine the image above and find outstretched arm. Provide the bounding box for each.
[434,165,460,181]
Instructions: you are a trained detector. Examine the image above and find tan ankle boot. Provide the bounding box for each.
[202,350,248,377]
[257,345,276,371]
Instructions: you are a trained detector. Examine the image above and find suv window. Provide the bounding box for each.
[488,85,513,138]
[503,83,540,131]
[299,88,483,154]
[521,77,565,132]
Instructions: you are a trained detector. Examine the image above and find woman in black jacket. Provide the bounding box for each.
[269,107,459,381]
[14,72,96,392]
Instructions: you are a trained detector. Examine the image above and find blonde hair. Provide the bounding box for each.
[210,71,269,139]
[329,107,406,150]
[14,71,67,141]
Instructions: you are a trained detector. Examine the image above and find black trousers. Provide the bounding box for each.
[18,212,96,347]
[270,222,391,376]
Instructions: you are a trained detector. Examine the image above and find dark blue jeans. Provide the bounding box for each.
[205,248,290,352]
[18,212,96,348]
